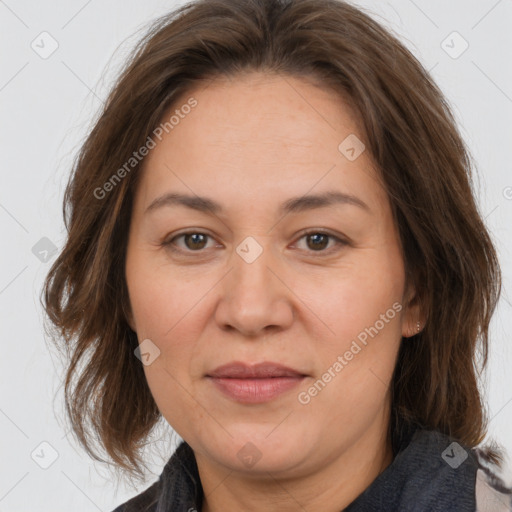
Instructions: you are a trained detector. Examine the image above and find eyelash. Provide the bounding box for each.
[161,229,348,256]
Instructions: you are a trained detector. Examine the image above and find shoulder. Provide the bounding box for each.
[411,429,512,510]
[110,480,160,512]
[109,441,202,512]
[473,447,512,511]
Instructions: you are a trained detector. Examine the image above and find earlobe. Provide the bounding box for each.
[402,319,422,339]
[401,282,424,339]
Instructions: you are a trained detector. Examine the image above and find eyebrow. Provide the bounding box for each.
[145,191,371,216]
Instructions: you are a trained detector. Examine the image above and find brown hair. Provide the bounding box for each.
[42,0,503,482]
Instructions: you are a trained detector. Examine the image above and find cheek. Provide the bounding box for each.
[297,287,402,452]
[125,253,194,387]
[292,247,404,412]
[126,247,198,337]
[127,264,203,432]
[125,250,222,396]
[128,277,199,372]
[302,273,403,397]
[296,251,405,349]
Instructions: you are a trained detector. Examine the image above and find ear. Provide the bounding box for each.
[401,280,424,339]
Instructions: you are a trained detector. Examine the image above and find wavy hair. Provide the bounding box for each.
[42,0,503,482]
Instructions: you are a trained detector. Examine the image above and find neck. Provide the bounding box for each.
[197,409,394,512]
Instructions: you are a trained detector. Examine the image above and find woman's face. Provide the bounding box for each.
[125,72,419,477]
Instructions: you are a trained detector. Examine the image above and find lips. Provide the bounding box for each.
[206,361,308,403]
[207,361,306,379]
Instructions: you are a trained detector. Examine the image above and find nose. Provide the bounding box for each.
[214,239,294,337]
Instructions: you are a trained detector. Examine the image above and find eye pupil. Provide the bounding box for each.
[307,233,329,251]
[185,233,207,250]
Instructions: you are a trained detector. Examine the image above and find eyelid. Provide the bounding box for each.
[162,229,349,255]
[291,229,349,253]
[163,229,219,252]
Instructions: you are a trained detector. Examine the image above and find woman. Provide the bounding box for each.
[42,0,512,510]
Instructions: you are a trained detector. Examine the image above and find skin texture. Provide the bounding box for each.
[125,72,422,512]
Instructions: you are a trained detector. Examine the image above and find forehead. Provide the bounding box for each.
[135,72,387,216]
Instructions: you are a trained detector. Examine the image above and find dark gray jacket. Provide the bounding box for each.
[112,426,512,511]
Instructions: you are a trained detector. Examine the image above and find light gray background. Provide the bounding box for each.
[1,0,511,510]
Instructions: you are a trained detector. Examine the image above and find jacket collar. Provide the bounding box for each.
[154,426,482,511]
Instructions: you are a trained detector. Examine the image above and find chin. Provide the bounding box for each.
[199,426,315,474]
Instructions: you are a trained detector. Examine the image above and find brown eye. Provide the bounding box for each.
[294,230,348,255]
[305,233,330,251]
[163,231,216,253]
[163,229,347,256]
[182,233,209,250]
